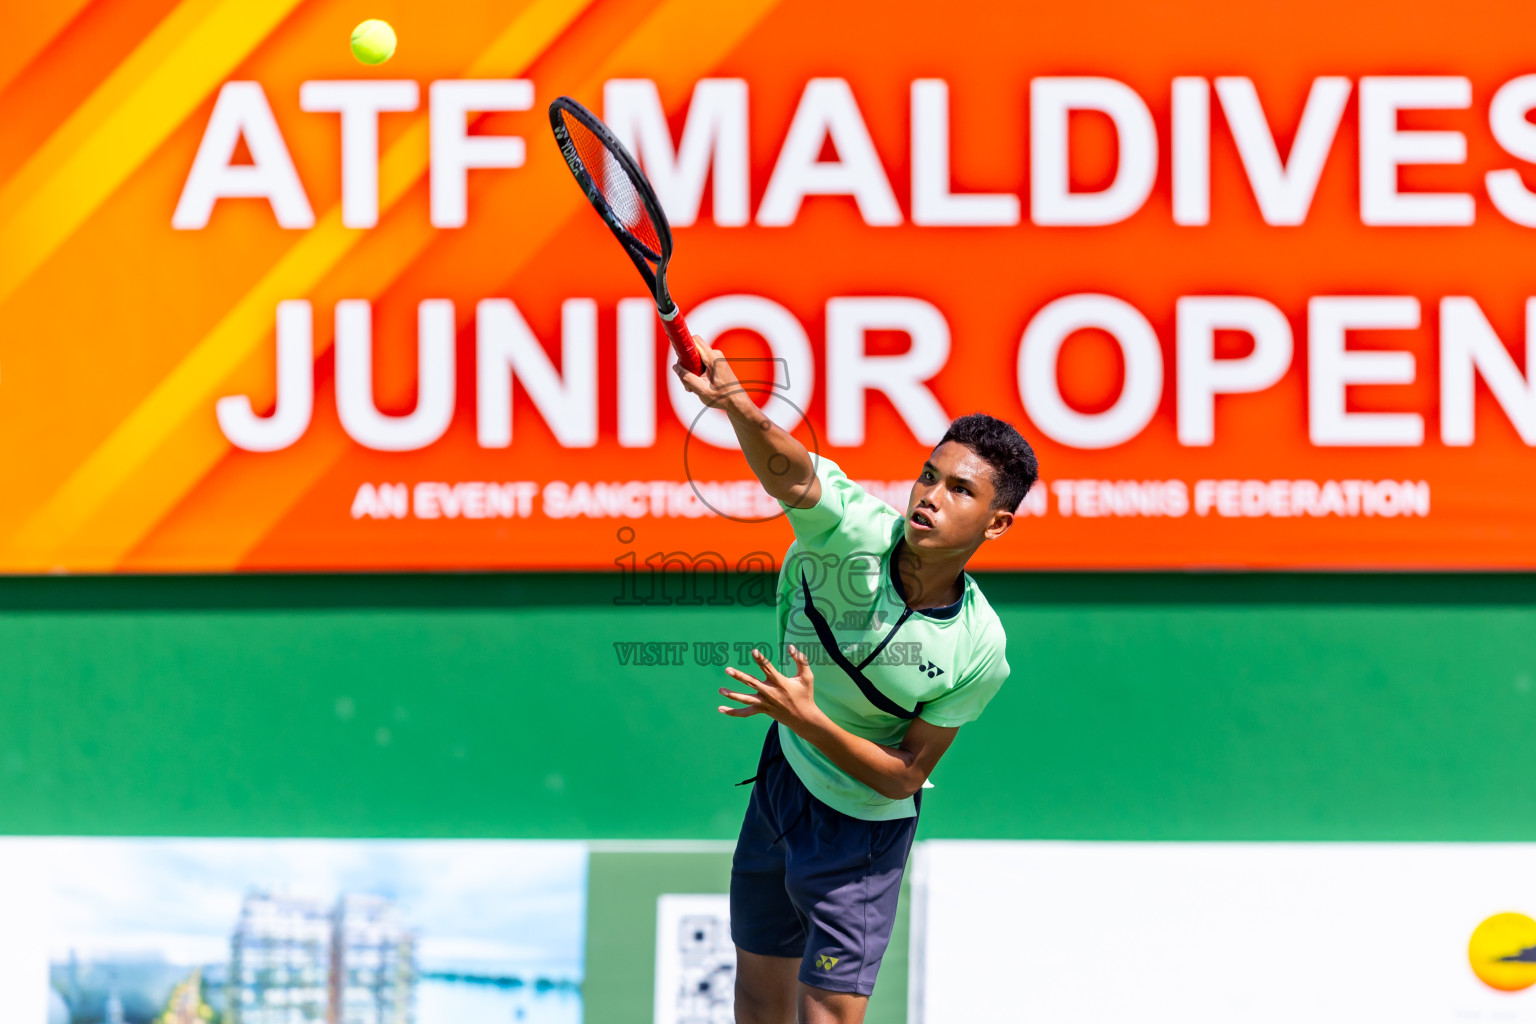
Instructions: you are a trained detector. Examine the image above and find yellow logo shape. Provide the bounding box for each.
[1469,912,1536,991]
[815,954,840,970]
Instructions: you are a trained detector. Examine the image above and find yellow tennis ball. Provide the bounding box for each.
[350,19,396,65]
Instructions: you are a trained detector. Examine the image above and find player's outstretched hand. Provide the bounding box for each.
[719,645,822,728]
[673,338,743,408]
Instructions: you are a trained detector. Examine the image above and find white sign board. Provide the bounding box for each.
[914,841,1536,1023]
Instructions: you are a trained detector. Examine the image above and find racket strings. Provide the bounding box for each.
[560,112,664,257]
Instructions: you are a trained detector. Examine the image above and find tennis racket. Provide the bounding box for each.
[548,96,704,375]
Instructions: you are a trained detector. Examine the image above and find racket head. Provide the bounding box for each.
[549,96,676,308]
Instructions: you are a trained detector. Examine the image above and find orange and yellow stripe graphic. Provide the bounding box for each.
[0,0,781,571]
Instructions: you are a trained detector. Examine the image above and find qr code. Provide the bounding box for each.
[655,894,735,1024]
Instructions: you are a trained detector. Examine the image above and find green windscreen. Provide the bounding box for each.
[1,572,1534,841]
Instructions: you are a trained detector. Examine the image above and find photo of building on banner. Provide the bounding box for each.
[0,840,585,1024]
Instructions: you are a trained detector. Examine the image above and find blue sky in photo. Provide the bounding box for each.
[38,839,587,976]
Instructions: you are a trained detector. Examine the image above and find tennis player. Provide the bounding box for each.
[675,340,1038,1024]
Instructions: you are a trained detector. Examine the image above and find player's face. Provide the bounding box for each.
[903,442,1013,552]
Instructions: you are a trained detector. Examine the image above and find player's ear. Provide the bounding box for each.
[983,507,1014,541]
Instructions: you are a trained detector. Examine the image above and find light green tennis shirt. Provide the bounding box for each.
[772,458,1011,821]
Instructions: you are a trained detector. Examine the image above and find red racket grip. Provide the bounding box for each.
[660,308,704,376]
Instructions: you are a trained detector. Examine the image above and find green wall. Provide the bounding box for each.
[2,572,1535,841]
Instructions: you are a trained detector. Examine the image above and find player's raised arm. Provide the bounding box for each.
[674,340,822,509]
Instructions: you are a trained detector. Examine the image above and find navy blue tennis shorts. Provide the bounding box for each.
[729,723,920,997]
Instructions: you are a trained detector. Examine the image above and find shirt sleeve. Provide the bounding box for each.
[780,457,902,558]
[918,631,1010,728]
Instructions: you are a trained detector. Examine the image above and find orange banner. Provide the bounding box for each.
[5,0,1536,572]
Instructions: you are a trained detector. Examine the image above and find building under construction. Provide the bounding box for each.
[227,891,415,1024]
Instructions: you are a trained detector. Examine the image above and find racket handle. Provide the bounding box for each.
[660,307,704,376]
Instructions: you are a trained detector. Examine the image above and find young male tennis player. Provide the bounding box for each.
[675,341,1038,1024]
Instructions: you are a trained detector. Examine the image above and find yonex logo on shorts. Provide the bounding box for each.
[917,660,945,679]
[815,954,840,970]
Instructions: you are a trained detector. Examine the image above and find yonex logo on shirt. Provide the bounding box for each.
[917,660,945,679]
[815,954,840,970]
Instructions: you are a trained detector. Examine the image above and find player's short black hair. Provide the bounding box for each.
[938,413,1039,512]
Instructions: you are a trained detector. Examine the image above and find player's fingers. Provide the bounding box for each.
[787,643,812,677]
[697,338,735,382]
[672,362,706,392]
[718,687,760,705]
[724,666,763,690]
[750,648,783,681]
[718,705,764,717]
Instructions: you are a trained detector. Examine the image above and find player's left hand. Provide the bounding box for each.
[719,645,822,727]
